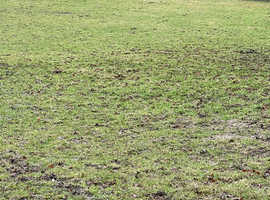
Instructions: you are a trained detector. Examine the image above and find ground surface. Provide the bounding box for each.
[0,0,270,199]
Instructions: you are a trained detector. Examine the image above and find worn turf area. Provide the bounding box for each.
[0,0,270,199]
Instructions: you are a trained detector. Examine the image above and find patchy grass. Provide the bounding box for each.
[0,0,269,199]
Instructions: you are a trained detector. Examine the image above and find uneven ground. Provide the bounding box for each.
[0,0,269,199]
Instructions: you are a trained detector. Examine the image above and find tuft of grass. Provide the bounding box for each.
[0,0,269,199]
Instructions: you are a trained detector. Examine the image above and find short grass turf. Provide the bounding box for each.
[0,0,270,199]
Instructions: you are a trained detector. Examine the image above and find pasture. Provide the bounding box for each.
[0,0,269,199]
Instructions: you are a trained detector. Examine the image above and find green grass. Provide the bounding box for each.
[0,0,269,199]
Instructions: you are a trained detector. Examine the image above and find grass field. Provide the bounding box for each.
[0,0,270,199]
